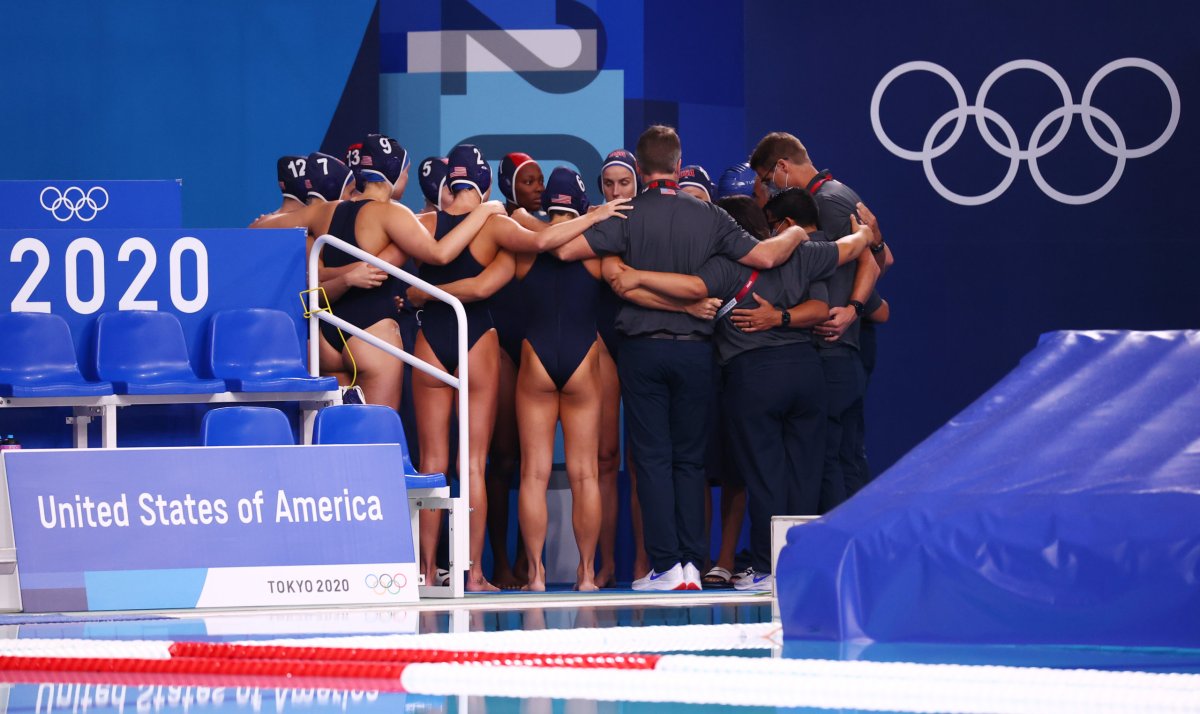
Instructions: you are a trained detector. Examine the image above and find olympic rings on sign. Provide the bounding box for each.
[364,572,407,595]
[870,58,1179,205]
[39,186,110,222]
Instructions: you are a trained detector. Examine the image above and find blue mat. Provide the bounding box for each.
[778,330,1200,647]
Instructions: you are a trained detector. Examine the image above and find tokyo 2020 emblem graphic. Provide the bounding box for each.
[39,186,110,221]
[870,59,1179,206]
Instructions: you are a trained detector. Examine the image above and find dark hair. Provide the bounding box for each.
[749,132,810,172]
[716,195,770,241]
[635,125,681,176]
[764,187,820,229]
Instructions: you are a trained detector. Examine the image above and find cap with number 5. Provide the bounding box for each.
[417,156,449,206]
[446,143,492,198]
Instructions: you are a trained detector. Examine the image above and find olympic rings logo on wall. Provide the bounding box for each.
[39,186,111,222]
[365,573,407,595]
[870,58,1180,205]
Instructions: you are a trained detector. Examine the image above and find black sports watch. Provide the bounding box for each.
[780,308,791,327]
[849,300,866,317]
[870,240,886,255]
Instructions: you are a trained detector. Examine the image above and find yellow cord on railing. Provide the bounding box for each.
[299,287,357,388]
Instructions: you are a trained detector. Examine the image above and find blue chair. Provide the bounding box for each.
[93,311,225,395]
[312,404,446,490]
[206,308,338,393]
[201,406,295,446]
[0,313,112,397]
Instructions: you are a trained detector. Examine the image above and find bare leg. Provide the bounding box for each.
[516,341,559,592]
[561,344,601,591]
[412,330,454,586]
[717,483,746,573]
[595,338,620,588]
[464,330,501,592]
[342,319,403,410]
[487,349,524,588]
[628,452,649,579]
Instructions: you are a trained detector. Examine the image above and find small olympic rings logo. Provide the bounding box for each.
[39,186,110,222]
[870,58,1179,205]
[365,572,407,595]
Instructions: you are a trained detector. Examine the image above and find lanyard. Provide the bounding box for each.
[716,270,760,319]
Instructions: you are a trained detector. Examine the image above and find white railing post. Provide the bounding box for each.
[307,234,471,598]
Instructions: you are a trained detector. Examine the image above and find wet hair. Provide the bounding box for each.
[749,132,810,172]
[635,125,682,176]
[763,187,820,229]
[716,195,771,241]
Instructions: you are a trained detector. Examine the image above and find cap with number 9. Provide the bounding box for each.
[350,134,409,192]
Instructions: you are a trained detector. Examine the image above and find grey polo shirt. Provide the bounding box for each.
[807,172,872,353]
[584,183,759,337]
[698,238,839,365]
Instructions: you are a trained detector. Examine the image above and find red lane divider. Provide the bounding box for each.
[0,656,405,680]
[0,669,406,691]
[170,643,661,670]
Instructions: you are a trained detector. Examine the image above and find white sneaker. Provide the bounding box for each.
[733,567,773,592]
[632,563,687,591]
[731,567,752,586]
[682,563,703,591]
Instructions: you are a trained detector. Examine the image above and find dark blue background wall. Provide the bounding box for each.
[1,0,1192,471]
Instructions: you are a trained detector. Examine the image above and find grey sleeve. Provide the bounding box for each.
[698,256,743,298]
[802,242,841,282]
[583,218,625,255]
[864,290,883,313]
[710,205,759,261]
[808,280,830,305]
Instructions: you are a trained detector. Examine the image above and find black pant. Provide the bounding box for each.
[619,337,713,573]
[723,344,826,573]
[818,351,866,512]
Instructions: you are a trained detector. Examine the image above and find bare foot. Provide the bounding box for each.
[465,574,499,592]
[595,566,615,588]
[492,567,527,590]
[574,579,599,592]
[522,577,547,592]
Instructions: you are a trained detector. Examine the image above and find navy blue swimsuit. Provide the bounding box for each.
[319,200,403,352]
[417,211,495,373]
[520,254,599,390]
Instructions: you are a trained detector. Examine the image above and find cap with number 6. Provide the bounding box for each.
[542,166,590,216]
[446,143,492,197]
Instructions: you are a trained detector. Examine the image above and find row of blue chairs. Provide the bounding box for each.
[201,404,446,491]
[0,309,336,397]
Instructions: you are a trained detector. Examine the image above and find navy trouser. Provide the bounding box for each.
[618,337,713,573]
[818,350,866,512]
[723,344,826,574]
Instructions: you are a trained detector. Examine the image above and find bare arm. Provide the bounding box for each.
[553,234,598,261]
[850,248,881,303]
[729,294,830,333]
[855,202,892,273]
[833,214,873,265]
[607,259,708,301]
[621,289,721,319]
[493,198,632,253]
[386,201,504,266]
[408,249,516,305]
[738,225,807,269]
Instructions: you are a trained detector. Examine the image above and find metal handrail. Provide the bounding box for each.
[307,234,469,598]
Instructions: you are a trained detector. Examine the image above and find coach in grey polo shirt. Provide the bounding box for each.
[553,125,807,590]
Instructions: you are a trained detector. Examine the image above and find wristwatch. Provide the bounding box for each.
[870,240,886,255]
[780,308,791,327]
[849,300,866,317]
